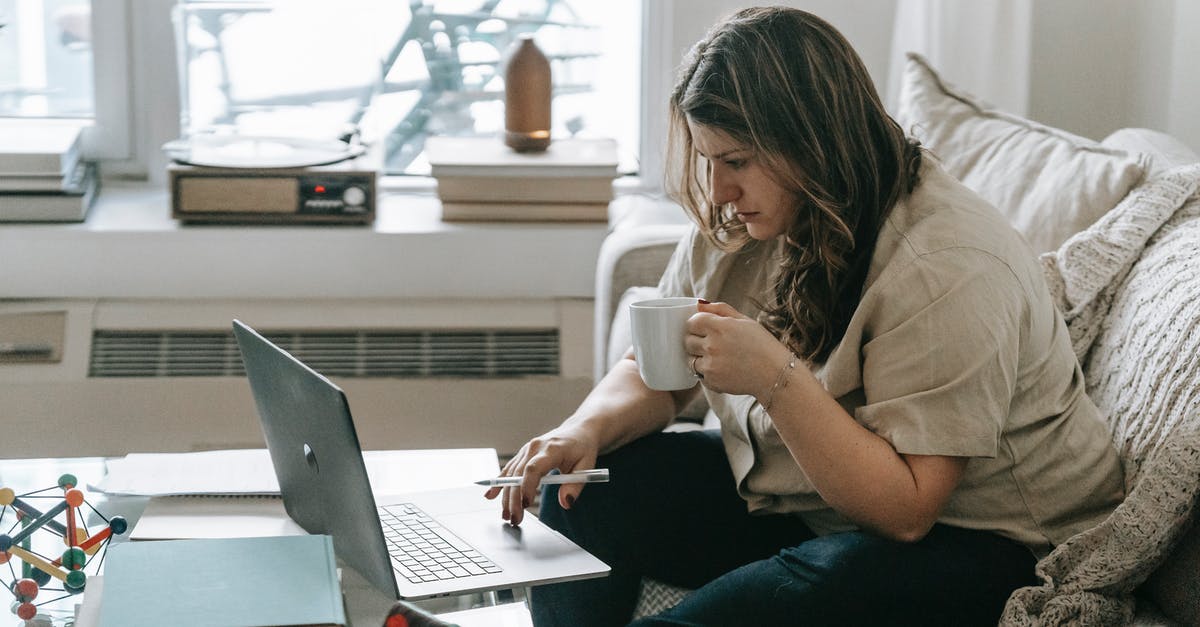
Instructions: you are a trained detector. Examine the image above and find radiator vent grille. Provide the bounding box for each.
[88,329,560,378]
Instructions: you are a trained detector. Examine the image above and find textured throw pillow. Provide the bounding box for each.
[1041,164,1200,363]
[1080,196,1200,627]
[895,53,1149,255]
[1083,194,1200,487]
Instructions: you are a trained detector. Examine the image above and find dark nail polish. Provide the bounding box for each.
[565,494,576,508]
[522,496,531,509]
[502,509,510,520]
[698,298,710,304]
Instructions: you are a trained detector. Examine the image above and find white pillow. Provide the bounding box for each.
[1102,128,1200,177]
[895,53,1149,255]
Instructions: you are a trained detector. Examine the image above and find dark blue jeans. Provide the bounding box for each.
[532,430,1037,627]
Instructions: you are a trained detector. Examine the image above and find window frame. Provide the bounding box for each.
[81,0,133,160]
[637,0,672,193]
[96,0,666,192]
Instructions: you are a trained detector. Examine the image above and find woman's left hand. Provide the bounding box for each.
[685,301,793,398]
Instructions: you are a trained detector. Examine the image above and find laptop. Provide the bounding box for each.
[232,319,609,600]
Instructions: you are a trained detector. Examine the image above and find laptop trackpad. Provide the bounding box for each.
[443,510,592,561]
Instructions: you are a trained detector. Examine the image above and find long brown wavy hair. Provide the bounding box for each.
[666,6,923,363]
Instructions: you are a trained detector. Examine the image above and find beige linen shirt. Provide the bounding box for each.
[657,158,1124,554]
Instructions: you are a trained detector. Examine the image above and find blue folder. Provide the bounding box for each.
[98,534,345,627]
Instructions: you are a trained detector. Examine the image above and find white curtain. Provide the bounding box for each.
[886,0,1033,116]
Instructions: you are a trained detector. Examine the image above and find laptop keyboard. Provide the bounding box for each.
[379,503,503,584]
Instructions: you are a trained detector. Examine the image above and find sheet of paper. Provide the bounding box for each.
[91,448,500,497]
[72,575,102,627]
[363,448,501,496]
[91,449,278,496]
[129,496,305,540]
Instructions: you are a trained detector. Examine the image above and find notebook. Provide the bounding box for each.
[98,535,345,627]
[232,319,609,600]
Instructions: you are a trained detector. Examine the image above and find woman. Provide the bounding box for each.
[487,7,1124,626]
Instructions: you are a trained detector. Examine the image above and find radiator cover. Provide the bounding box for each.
[88,329,560,378]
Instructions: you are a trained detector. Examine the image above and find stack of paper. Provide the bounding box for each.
[426,136,618,222]
[0,120,99,222]
[92,448,501,497]
[91,448,502,541]
[93,449,280,496]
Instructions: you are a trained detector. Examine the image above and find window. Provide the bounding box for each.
[0,0,93,118]
[2,0,643,179]
[173,0,641,176]
[0,0,131,160]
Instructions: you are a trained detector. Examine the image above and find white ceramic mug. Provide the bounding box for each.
[629,297,699,391]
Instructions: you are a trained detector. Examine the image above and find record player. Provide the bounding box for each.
[165,135,377,225]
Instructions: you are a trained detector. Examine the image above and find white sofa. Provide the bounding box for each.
[593,54,1200,625]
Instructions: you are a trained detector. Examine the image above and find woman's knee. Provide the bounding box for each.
[538,430,730,562]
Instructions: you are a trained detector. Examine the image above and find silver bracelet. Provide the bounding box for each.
[763,352,797,413]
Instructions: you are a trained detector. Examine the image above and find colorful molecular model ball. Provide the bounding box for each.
[1,474,127,621]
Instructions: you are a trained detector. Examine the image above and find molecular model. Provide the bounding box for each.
[0,474,127,621]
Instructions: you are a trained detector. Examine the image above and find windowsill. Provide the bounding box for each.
[379,172,655,194]
[0,181,650,301]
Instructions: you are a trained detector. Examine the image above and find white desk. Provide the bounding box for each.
[0,449,508,627]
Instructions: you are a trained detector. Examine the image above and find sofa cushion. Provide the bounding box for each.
[1103,128,1200,176]
[895,53,1149,255]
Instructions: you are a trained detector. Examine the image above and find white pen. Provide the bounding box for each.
[474,468,610,487]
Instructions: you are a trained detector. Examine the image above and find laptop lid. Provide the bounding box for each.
[234,320,610,601]
[232,319,400,597]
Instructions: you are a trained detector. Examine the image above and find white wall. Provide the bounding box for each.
[1009,0,1197,151]
[660,1,897,102]
[1029,0,1164,143]
[1166,1,1200,151]
[653,0,1199,155]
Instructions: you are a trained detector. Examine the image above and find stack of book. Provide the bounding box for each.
[0,120,99,222]
[426,136,618,222]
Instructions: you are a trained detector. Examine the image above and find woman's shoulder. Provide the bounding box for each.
[872,159,1038,287]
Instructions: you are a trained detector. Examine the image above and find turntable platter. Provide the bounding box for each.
[163,135,365,169]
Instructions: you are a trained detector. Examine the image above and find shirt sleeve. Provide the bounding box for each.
[855,248,1026,458]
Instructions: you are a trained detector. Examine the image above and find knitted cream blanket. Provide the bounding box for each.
[1002,164,1200,625]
